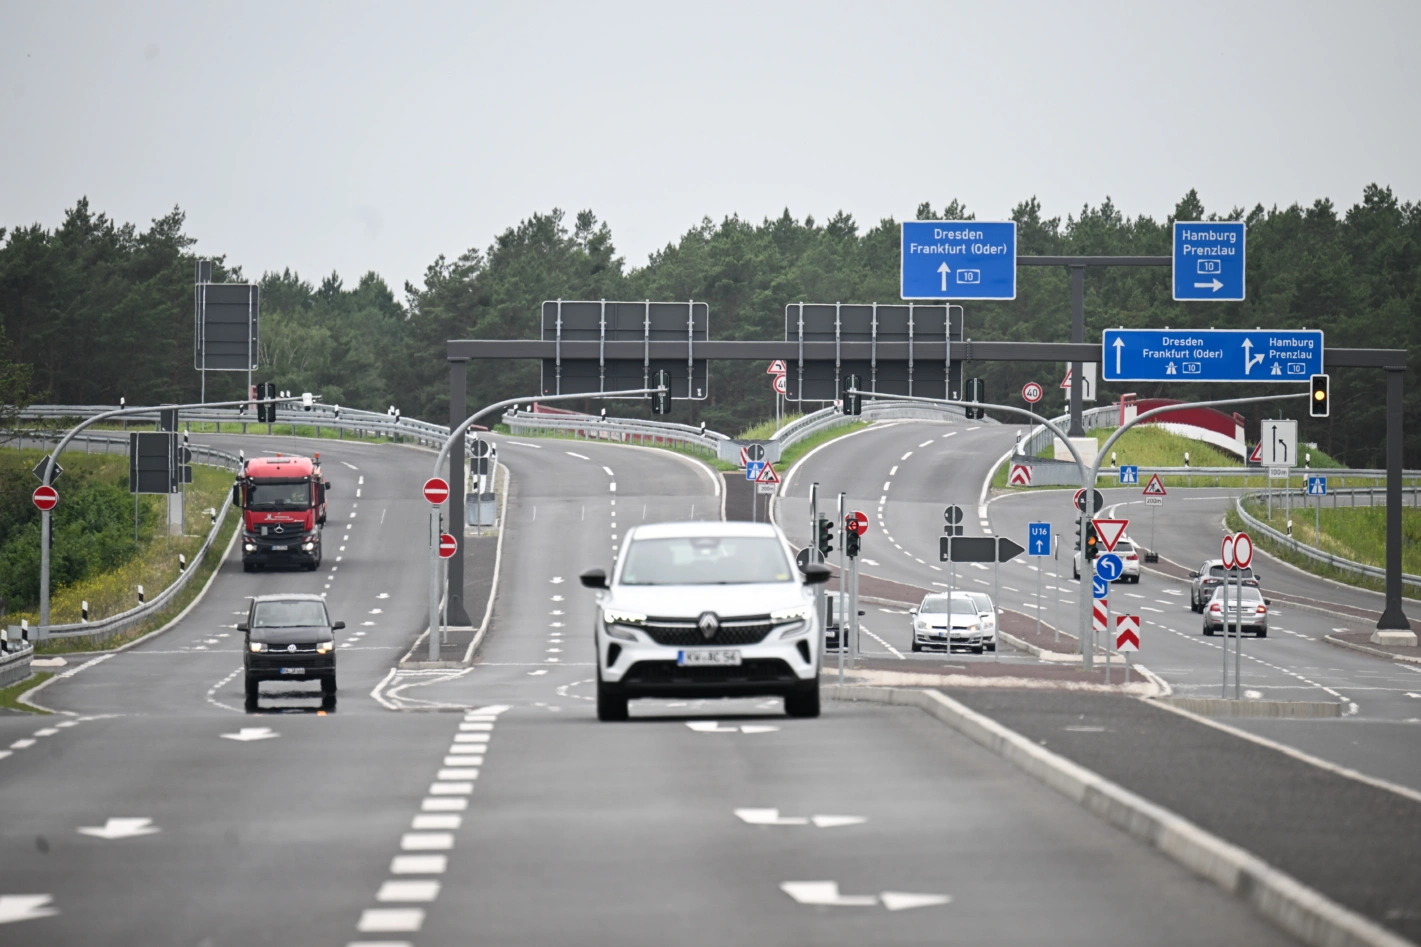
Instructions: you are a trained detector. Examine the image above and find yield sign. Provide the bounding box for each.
[1115,615,1140,651]
[767,359,787,375]
[755,462,780,484]
[1142,474,1167,496]
[1091,518,1128,551]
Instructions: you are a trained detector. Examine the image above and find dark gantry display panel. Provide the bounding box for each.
[540,300,709,399]
[783,303,963,402]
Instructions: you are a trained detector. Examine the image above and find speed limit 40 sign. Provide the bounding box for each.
[1022,381,1043,404]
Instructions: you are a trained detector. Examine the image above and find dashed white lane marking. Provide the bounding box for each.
[506,440,542,448]
[919,440,934,447]
[356,489,362,498]
[377,881,440,902]
[941,432,957,438]
[889,466,899,476]
[565,452,590,460]
[602,466,615,476]
[342,462,358,470]
[358,475,364,485]
[206,666,245,713]
[883,481,892,491]
[860,627,904,659]
[967,426,980,431]
[879,495,887,504]
[392,855,447,874]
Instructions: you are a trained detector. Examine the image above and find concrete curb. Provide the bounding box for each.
[1156,696,1342,718]
[827,684,1410,947]
[1323,634,1421,666]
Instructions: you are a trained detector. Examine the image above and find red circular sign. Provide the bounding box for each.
[1233,532,1253,570]
[1022,381,1043,404]
[422,477,450,505]
[438,533,458,559]
[32,485,58,511]
[845,511,869,536]
[1220,533,1236,569]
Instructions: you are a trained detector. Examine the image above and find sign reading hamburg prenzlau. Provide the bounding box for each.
[1173,221,1245,301]
[901,221,1016,300]
[1102,328,1323,383]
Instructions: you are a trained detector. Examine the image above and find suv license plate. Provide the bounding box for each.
[279,667,306,675]
[271,545,288,551]
[677,650,741,667]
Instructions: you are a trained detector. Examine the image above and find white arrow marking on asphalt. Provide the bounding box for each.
[1113,336,1124,374]
[0,895,58,924]
[739,725,780,733]
[550,577,564,584]
[881,891,953,911]
[781,882,878,907]
[811,815,868,828]
[220,727,279,742]
[735,808,808,825]
[686,721,739,732]
[1242,338,1265,374]
[76,818,160,840]
[1407,693,1421,699]
[1193,278,1224,292]
[377,593,390,599]
[937,261,950,292]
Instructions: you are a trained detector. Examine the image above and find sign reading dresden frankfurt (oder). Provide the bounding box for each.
[1102,328,1324,383]
[901,221,1016,300]
[1173,221,1245,301]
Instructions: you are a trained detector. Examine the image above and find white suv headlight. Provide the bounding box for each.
[602,608,646,642]
[772,606,811,639]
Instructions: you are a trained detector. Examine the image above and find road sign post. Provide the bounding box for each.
[900,221,1017,300]
[1022,381,1043,404]
[1118,465,1138,485]
[1029,522,1050,638]
[1173,221,1246,301]
[1102,329,1323,383]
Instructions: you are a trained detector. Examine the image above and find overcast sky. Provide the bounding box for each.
[4,1,1418,292]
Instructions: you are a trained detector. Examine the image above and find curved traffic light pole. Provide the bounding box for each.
[425,386,664,661]
[851,389,1308,672]
[34,395,308,631]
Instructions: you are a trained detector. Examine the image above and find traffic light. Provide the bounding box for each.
[652,369,671,415]
[1310,373,1330,418]
[1085,521,1099,560]
[845,528,861,559]
[816,516,834,558]
[841,374,862,416]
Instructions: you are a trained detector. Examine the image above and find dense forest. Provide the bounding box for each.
[1,188,1418,466]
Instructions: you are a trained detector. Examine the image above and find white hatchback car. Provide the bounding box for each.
[580,521,830,721]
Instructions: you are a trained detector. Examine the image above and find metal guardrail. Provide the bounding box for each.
[1017,405,1114,457]
[14,404,450,445]
[7,430,244,640]
[1233,490,1421,591]
[502,409,727,456]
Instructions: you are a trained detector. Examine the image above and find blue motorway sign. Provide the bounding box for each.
[1092,575,1109,599]
[1174,221,1245,301]
[1028,522,1051,556]
[1307,476,1327,496]
[745,461,765,481]
[1102,328,1323,383]
[1118,465,1139,485]
[1094,553,1124,582]
[901,221,1016,300]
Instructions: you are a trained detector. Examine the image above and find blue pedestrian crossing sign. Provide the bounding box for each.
[1028,522,1051,556]
[745,461,765,481]
[1174,221,1245,301]
[1095,553,1124,582]
[1307,476,1327,496]
[1092,575,1109,599]
[1118,465,1139,485]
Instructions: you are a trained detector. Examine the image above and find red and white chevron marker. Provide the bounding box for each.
[1115,615,1140,651]
[1093,599,1108,633]
[1008,463,1032,486]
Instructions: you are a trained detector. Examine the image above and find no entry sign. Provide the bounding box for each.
[423,477,450,505]
[845,511,869,536]
[438,533,458,559]
[32,485,58,511]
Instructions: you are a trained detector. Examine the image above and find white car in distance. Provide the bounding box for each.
[580,521,830,721]
[910,592,986,654]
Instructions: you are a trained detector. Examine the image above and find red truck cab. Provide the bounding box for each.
[232,454,331,571]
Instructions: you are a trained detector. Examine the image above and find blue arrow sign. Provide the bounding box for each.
[1095,553,1124,582]
[1102,328,1323,383]
[1307,476,1327,496]
[1092,575,1109,599]
[1028,522,1051,556]
[745,461,764,481]
[901,221,1016,300]
[1118,465,1139,485]
[1174,221,1245,301]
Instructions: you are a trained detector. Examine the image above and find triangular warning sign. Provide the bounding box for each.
[767,359,787,375]
[755,462,780,484]
[1248,442,1262,464]
[1142,474,1167,496]
[1059,368,1072,389]
[1091,518,1128,552]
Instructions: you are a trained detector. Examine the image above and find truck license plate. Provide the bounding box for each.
[677,650,741,666]
[271,545,288,551]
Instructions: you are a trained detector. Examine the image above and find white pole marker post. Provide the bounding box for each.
[837,492,845,684]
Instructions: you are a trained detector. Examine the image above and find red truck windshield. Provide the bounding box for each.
[247,480,311,510]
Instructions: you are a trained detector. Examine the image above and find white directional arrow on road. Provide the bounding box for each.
[811,815,869,828]
[76,818,160,840]
[0,895,58,924]
[780,882,950,910]
[221,727,279,742]
[937,262,951,292]
[686,721,780,734]
[736,809,867,828]
[1193,278,1224,292]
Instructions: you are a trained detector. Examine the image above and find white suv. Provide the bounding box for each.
[580,521,830,721]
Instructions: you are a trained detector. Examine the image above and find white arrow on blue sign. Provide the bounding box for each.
[1028,522,1051,556]
[1173,221,1246,301]
[1119,465,1139,485]
[1094,553,1124,582]
[1092,575,1109,599]
[1307,476,1327,496]
[1102,328,1323,383]
[745,461,765,481]
[900,221,1016,300]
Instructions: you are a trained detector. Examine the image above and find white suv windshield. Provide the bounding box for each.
[619,536,793,586]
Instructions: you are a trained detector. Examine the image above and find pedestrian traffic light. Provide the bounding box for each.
[1085,521,1099,560]
[845,528,860,559]
[1310,373,1330,418]
[816,516,834,558]
[841,374,862,416]
[652,370,671,415]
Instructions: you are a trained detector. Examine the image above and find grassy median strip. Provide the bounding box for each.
[0,672,53,714]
